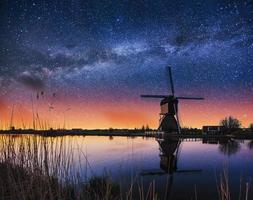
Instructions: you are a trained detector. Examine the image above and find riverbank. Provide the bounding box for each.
[0,129,252,139]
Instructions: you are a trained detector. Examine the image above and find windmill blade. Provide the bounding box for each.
[176,97,204,100]
[175,140,182,161]
[176,169,202,173]
[168,67,175,96]
[140,169,166,176]
[174,103,181,134]
[177,103,183,130]
[140,95,168,98]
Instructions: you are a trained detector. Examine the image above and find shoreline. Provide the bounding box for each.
[0,129,253,139]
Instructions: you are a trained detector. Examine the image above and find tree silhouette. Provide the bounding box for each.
[219,116,241,130]
[249,123,253,132]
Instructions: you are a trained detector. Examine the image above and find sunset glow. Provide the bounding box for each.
[0,95,252,129]
[0,1,252,130]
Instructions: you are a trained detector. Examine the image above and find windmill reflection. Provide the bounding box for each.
[140,139,201,199]
[141,139,201,176]
[158,139,180,174]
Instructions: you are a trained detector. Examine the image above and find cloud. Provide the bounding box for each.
[18,71,44,90]
[112,42,148,56]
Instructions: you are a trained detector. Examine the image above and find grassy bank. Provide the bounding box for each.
[0,129,253,139]
[0,135,158,200]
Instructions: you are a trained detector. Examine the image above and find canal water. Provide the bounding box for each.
[53,136,253,199]
[1,135,253,199]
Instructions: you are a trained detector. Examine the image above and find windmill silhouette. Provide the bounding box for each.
[141,66,204,133]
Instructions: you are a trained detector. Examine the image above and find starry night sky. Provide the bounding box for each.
[0,0,252,129]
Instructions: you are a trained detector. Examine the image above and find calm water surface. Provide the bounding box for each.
[4,135,253,199]
[59,136,253,199]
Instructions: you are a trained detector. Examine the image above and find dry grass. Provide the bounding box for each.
[0,135,121,200]
[0,135,163,200]
[217,168,251,200]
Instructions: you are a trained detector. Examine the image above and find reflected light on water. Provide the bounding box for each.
[0,135,253,199]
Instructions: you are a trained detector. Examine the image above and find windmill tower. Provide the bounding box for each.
[141,66,204,133]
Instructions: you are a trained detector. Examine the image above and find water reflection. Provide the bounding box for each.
[248,140,253,149]
[0,135,253,199]
[159,139,179,174]
[140,139,203,199]
[203,137,241,156]
[141,139,202,175]
[218,139,240,156]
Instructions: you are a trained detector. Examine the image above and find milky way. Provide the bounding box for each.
[0,1,252,129]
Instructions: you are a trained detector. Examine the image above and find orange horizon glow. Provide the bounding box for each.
[0,95,252,130]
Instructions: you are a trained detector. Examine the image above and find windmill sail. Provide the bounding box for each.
[168,67,175,96]
[141,95,168,98]
[176,97,204,100]
[140,66,204,133]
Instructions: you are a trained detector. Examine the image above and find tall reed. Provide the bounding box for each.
[0,135,121,200]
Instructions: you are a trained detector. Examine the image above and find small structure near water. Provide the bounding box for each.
[202,126,224,135]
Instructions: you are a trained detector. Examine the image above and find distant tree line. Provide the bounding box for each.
[141,125,151,131]
[219,116,253,133]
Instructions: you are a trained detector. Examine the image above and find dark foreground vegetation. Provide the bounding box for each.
[0,162,120,200]
[0,135,158,200]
